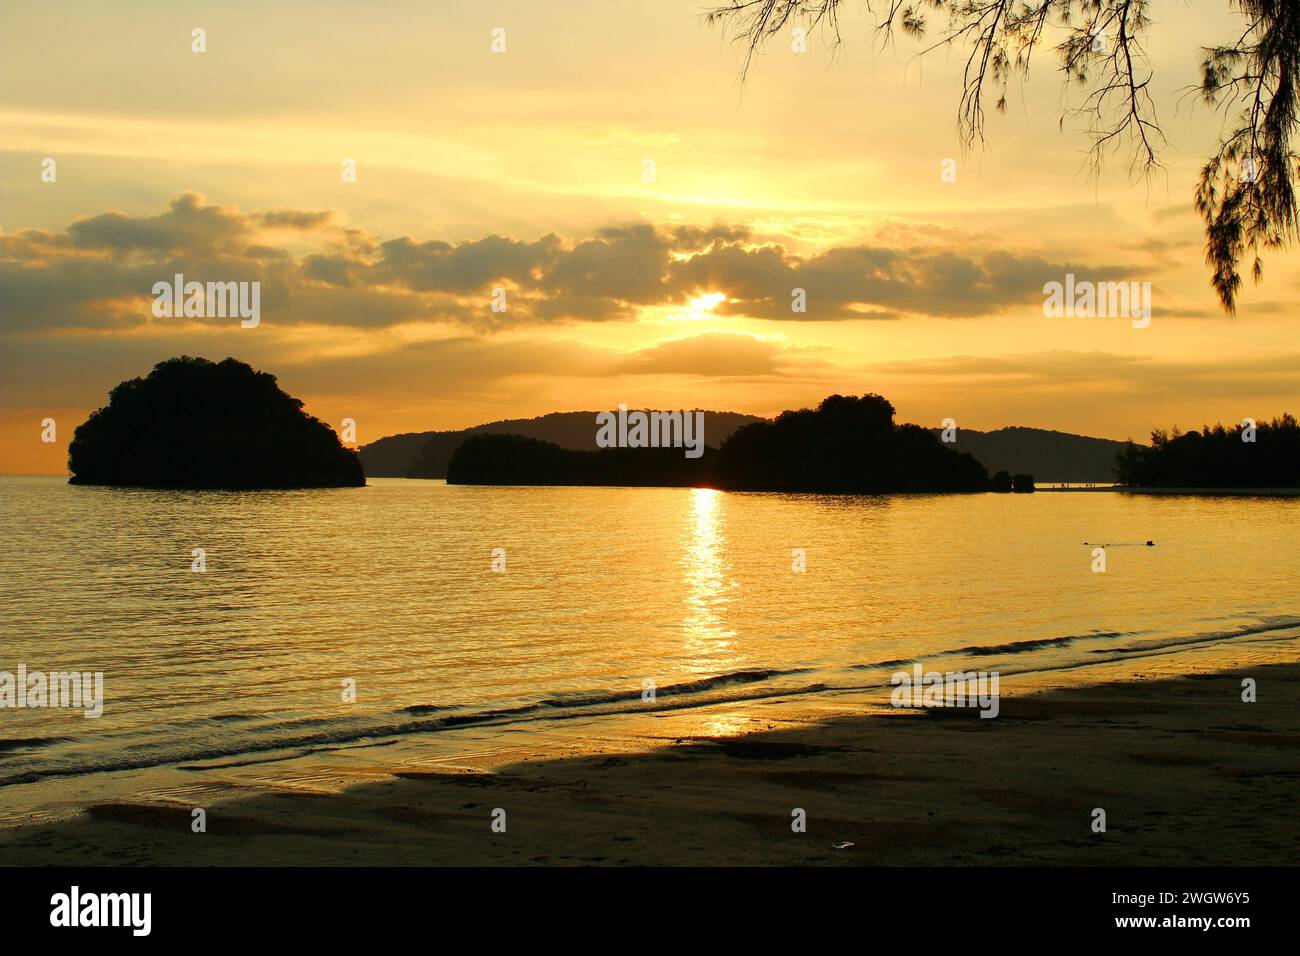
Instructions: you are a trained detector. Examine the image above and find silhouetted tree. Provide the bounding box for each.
[68,356,365,489]
[708,0,1300,313]
[1011,472,1036,493]
[990,470,1013,493]
[1114,413,1299,487]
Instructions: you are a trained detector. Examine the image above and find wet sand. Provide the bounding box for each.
[1,652,1296,866]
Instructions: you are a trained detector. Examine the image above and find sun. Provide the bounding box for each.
[685,291,727,319]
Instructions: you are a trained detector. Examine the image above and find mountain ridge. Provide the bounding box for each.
[360,409,764,479]
[360,411,1134,483]
[928,426,1130,483]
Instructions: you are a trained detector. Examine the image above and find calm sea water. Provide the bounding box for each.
[1,475,1298,806]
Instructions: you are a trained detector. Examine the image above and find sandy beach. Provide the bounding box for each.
[2,644,1296,867]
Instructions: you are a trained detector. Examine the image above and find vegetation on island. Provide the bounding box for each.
[711,394,993,493]
[68,356,365,489]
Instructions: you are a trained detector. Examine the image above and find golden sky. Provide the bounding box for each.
[3,0,1298,473]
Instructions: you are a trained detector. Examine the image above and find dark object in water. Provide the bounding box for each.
[1083,540,1156,547]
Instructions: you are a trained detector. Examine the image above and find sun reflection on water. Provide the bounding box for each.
[680,488,740,670]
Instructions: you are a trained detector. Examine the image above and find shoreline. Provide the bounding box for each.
[1040,485,1300,496]
[1,638,1296,866]
[12,474,1299,497]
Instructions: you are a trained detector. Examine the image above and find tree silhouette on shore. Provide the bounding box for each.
[1115,414,1299,487]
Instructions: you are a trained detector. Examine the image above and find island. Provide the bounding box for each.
[67,356,365,489]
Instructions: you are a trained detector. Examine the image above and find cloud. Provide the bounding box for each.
[372,233,563,294]
[0,193,1106,337]
[672,244,1108,319]
[869,349,1300,399]
[254,209,336,230]
[66,192,251,255]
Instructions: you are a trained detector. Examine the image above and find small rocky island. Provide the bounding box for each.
[68,356,365,489]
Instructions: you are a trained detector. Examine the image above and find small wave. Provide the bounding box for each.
[956,632,1127,657]
[850,632,1127,670]
[0,736,73,754]
[206,713,264,723]
[400,669,804,722]
[1095,618,1300,655]
[400,704,459,716]
[537,667,803,709]
[0,668,809,788]
[851,618,1299,672]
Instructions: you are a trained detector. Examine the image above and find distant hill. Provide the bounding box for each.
[361,410,764,478]
[447,434,717,486]
[928,426,1131,483]
[364,412,1131,483]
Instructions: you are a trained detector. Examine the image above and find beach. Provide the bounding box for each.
[3,640,1296,867]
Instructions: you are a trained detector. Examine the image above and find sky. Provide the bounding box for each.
[3,0,1299,473]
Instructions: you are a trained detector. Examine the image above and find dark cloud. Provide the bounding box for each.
[672,243,1097,319]
[67,192,250,256]
[255,209,336,230]
[301,253,365,287]
[372,233,563,293]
